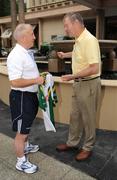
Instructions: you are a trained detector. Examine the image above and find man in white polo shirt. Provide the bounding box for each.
[7,24,44,173]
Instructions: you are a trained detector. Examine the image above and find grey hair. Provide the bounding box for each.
[63,12,84,25]
[13,23,32,40]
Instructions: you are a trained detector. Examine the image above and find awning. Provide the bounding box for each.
[1,28,12,39]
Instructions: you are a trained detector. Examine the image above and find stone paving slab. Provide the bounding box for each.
[0,133,95,180]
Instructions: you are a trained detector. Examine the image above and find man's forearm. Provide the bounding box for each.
[64,52,72,58]
[73,63,99,79]
[10,78,39,88]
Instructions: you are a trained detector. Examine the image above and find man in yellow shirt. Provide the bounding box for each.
[56,12,101,161]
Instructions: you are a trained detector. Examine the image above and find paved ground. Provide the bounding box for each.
[0,99,117,180]
[0,133,95,180]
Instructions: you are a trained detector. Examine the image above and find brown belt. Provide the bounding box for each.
[74,76,100,82]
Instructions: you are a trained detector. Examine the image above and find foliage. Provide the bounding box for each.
[0,0,26,17]
[0,0,11,17]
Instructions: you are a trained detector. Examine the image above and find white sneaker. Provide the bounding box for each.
[16,159,38,174]
[24,143,39,154]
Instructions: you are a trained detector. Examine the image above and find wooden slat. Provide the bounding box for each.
[73,0,117,8]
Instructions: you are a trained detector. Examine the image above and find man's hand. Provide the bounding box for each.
[35,76,44,85]
[61,74,74,81]
[57,51,72,59]
[57,52,65,59]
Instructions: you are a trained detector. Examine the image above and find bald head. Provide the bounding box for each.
[13,23,35,49]
[13,23,33,41]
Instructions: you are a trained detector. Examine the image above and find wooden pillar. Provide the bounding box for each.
[96,9,105,39]
[10,0,17,46]
[38,19,43,49]
[0,25,4,47]
[18,0,25,23]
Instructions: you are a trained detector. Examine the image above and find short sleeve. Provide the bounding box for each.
[7,55,24,80]
[85,38,101,64]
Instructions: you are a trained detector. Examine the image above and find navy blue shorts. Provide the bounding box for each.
[9,90,38,134]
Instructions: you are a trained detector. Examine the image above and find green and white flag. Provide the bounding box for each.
[38,73,57,132]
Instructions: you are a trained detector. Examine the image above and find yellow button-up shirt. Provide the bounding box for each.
[72,28,101,78]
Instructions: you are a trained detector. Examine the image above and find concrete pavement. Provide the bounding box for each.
[1,99,117,179]
[0,133,95,180]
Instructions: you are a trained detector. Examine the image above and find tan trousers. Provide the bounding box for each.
[67,78,101,151]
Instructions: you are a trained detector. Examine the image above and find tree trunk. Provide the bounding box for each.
[18,0,25,23]
[10,0,17,46]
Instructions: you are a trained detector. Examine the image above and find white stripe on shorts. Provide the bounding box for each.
[18,119,22,133]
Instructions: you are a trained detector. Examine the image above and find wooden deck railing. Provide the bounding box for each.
[27,0,75,12]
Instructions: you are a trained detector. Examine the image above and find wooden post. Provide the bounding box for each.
[38,19,43,49]
[18,0,25,23]
[10,0,17,47]
[0,25,4,48]
[96,9,105,39]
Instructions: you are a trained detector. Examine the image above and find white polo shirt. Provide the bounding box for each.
[7,44,39,92]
